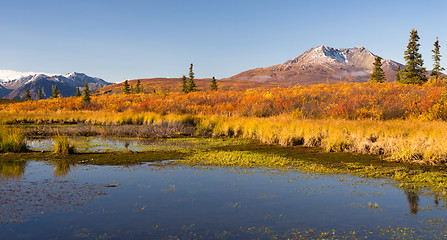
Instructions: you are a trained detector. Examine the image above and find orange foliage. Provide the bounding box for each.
[2,82,447,120]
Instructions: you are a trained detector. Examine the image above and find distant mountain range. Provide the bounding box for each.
[224,45,404,85]
[0,71,111,99]
[0,46,420,98]
[107,46,406,94]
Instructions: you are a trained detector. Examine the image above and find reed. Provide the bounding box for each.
[53,135,75,154]
[0,127,27,153]
[206,116,447,164]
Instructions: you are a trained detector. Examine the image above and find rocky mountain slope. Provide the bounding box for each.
[224,45,403,85]
[0,71,111,99]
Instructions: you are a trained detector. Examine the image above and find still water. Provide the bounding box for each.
[1,160,446,239]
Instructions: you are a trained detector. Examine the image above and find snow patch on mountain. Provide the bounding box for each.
[0,70,57,82]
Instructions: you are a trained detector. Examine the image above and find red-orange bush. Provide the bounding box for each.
[2,82,446,120]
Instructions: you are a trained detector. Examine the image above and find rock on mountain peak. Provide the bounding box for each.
[224,45,403,85]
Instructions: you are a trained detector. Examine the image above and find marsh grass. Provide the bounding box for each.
[2,109,447,164]
[53,135,75,154]
[0,127,27,152]
[205,116,447,165]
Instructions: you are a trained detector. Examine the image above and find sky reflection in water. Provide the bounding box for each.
[1,160,446,239]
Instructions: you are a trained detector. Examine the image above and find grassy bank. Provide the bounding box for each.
[205,116,447,164]
[2,138,447,195]
[2,113,447,164]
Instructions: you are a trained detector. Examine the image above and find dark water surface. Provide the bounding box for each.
[1,160,446,239]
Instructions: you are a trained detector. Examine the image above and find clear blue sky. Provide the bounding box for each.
[1,0,446,83]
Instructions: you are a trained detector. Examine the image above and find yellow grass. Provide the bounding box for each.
[1,109,447,164]
[206,116,447,164]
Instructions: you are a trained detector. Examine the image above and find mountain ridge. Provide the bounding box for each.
[224,45,403,85]
[0,71,111,99]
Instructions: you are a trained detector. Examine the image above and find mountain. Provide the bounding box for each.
[0,71,111,99]
[224,45,403,85]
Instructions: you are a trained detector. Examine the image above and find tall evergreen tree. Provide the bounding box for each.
[122,79,131,94]
[75,87,81,97]
[369,56,386,83]
[400,28,427,84]
[187,63,197,92]
[82,82,91,102]
[52,85,59,98]
[431,37,445,77]
[210,76,218,91]
[181,75,188,93]
[135,79,141,93]
[38,86,42,100]
[25,88,31,101]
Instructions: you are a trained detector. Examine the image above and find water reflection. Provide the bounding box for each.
[0,160,27,180]
[403,187,420,215]
[1,162,447,239]
[50,160,75,178]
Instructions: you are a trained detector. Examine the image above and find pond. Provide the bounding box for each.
[1,159,446,239]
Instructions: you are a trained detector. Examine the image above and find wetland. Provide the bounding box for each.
[1,136,447,239]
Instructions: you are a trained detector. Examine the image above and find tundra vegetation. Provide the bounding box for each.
[1,81,447,164]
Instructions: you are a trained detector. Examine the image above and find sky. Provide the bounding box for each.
[1,0,446,83]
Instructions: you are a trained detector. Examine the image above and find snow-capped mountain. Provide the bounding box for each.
[224,45,403,85]
[0,70,58,82]
[0,70,111,99]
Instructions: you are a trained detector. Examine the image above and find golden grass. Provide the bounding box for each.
[0,127,27,153]
[205,116,447,164]
[1,108,447,164]
[53,135,75,154]
[0,110,185,126]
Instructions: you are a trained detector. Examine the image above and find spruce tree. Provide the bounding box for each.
[210,76,218,91]
[181,75,188,93]
[38,86,42,100]
[369,56,386,83]
[75,87,81,97]
[82,82,91,102]
[122,79,131,94]
[52,85,59,98]
[187,63,197,92]
[400,28,427,84]
[431,37,445,77]
[25,88,31,101]
[135,79,141,93]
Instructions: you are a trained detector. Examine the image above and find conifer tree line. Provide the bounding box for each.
[371,28,445,84]
[122,79,144,94]
[181,63,218,93]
